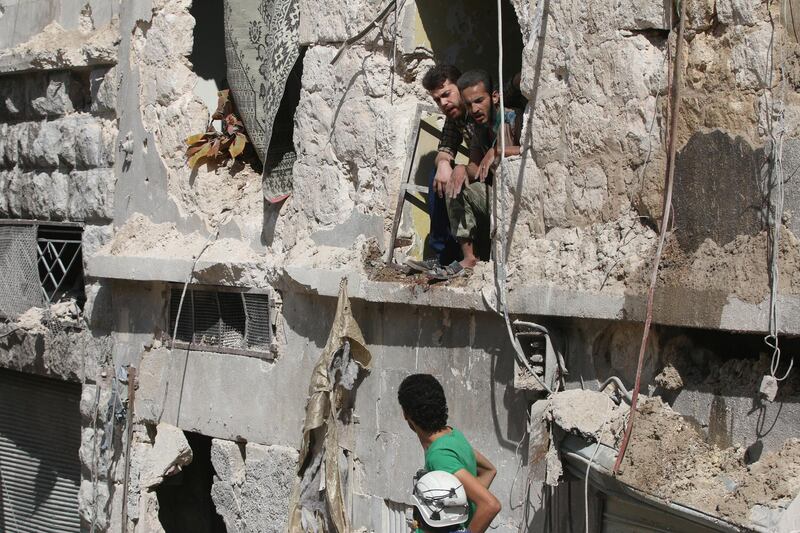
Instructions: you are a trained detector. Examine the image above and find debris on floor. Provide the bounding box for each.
[616,397,800,528]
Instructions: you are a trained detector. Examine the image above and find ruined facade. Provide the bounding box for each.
[0,0,799,531]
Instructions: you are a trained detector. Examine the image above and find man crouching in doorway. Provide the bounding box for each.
[431,69,523,279]
[398,374,501,533]
[407,64,476,273]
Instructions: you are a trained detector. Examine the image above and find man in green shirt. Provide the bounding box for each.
[398,374,501,533]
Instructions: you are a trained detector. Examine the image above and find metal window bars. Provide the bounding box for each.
[0,222,83,319]
[168,287,272,358]
[36,226,83,304]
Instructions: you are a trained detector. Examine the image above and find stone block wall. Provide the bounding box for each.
[0,67,117,224]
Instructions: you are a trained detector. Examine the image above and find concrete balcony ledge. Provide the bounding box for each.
[87,252,800,335]
[282,265,800,336]
[86,253,270,287]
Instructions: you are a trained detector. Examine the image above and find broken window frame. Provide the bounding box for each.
[0,219,84,319]
[165,284,274,360]
[36,224,84,304]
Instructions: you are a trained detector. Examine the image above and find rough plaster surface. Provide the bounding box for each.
[0,18,120,73]
[47,0,794,332]
[291,0,800,332]
[0,323,110,382]
[123,0,266,247]
[210,439,299,533]
[77,376,119,532]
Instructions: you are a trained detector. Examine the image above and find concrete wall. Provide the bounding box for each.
[124,288,531,531]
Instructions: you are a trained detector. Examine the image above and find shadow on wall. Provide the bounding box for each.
[562,316,799,457]
[280,293,529,452]
[672,130,767,253]
[189,0,228,116]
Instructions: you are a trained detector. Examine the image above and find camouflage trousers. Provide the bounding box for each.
[446,180,490,241]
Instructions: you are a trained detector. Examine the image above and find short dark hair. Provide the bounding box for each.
[422,64,463,92]
[398,374,448,432]
[456,69,494,94]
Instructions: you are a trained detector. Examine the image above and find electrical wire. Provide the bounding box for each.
[0,327,22,339]
[330,0,397,65]
[170,225,221,426]
[493,0,553,395]
[389,0,407,105]
[584,399,612,533]
[509,410,532,511]
[764,0,794,383]
[612,0,686,475]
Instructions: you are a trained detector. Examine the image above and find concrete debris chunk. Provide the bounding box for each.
[14,307,48,334]
[617,398,800,530]
[655,364,684,391]
[548,388,628,441]
[211,440,299,533]
[140,422,193,489]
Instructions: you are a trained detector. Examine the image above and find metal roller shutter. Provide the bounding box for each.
[0,369,82,533]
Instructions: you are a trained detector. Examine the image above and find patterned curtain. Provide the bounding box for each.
[224,0,300,200]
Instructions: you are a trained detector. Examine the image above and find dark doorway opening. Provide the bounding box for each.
[416,0,524,81]
[155,432,226,533]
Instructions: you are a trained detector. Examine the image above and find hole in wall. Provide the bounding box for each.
[68,69,93,112]
[189,0,227,119]
[589,321,799,399]
[155,432,227,533]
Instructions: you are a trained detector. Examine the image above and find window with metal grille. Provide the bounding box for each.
[0,221,84,319]
[167,287,272,358]
[37,225,83,304]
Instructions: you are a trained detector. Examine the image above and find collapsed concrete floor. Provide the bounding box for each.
[542,389,800,532]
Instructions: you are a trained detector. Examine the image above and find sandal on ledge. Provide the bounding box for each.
[427,261,471,281]
[405,258,441,273]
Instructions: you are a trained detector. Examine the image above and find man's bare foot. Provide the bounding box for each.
[460,257,478,269]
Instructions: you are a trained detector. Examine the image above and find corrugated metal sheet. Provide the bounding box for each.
[0,369,82,533]
[382,499,409,533]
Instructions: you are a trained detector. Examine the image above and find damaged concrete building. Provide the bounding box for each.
[1,0,799,531]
